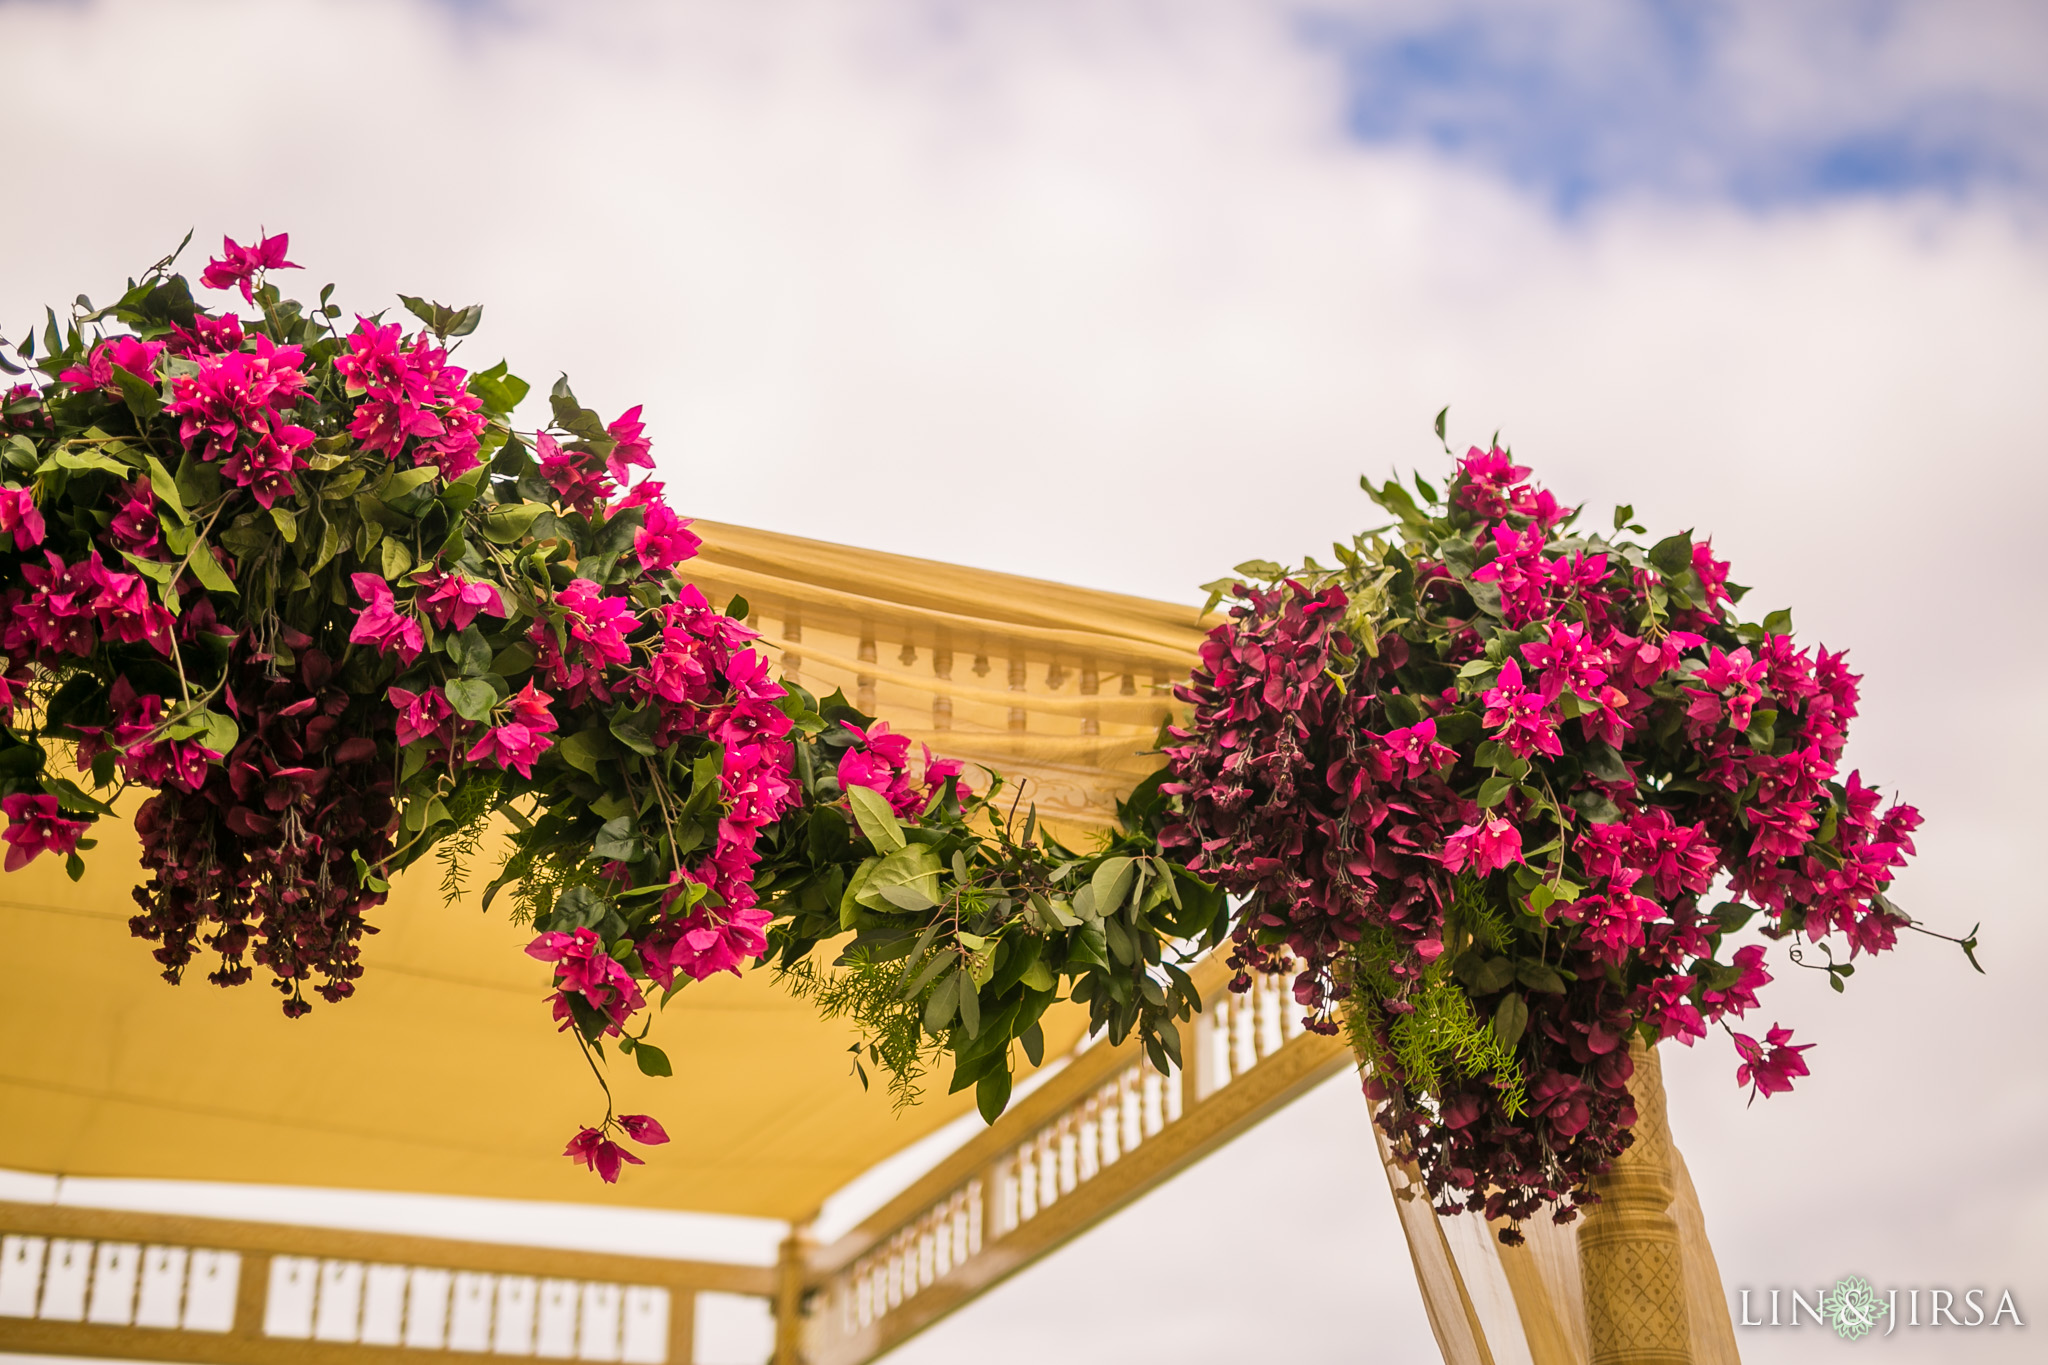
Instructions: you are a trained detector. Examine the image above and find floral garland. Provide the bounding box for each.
[1159,436,1966,1240]
[0,233,1221,1178]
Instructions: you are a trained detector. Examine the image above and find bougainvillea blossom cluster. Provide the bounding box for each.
[1163,444,1929,1238]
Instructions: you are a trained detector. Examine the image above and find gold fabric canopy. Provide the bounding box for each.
[0,523,1209,1221]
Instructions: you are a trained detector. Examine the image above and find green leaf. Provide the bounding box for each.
[1492,992,1529,1049]
[1612,504,1634,531]
[557,727,614,777]
[381,536,413,581]
[184,539,237,595]
[48,448,133,478]
[846,784,906,852]
[1476,775,1515,808]
[1019,959,1055,992]
[857,842,943,914]
[445,625,493,676]
[1570,789,1624,824]
[444,677,498,724]
[975,1062,1012,1122]
[480,501,547,544]
[1516,960,1568,994]
[609,707,660,756]
[113,365,161,422]
[143,455,186,523]
[268,505,297,543]
[593,815,643,863]
[923,971,959,1032]
[174,448,221,509]
[1019,1021,1045,1068]
[1648,531,1694,578]
[1090,856,1135,921]
[958,975,982,1037]
[378,465,441,506]
[196,711,239,757]
[1582,740,1630,784]
[633,1042,673,1078]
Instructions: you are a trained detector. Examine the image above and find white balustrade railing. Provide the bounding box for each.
[2,1230,678,1362]
[807,963,1339,1365]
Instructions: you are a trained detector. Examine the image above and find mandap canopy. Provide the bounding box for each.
[0,520,1740,1365]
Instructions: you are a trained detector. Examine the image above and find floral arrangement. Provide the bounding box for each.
[2,237,1958,1222]
[1160,427,1965,1240]
[0,233,1223,1177]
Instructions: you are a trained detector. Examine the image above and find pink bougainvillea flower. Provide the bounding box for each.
[0,486,44,549]
[347,573,425,664]
[200,231,300,303]
[413,569,508,633]
[1636,975,1706,1046]
[633,500,702,572]
[1733,1024,1811,1098]
[1701,944,1771,1020]
[466,718,554,778]
[535,431,615,516]
[606,405,654,477]
[58,335,166,395]
[1481,659,1562,759]
[640,904,775,986]
[617,1114,670,1145]
[527,927,645,1033]
[1375,718,1456,780]
[1,792,89,871]
[387,685,456,748]
[1438,816,1523,875]
[562,1127,644,1183]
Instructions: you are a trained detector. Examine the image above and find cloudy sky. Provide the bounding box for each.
[3,1,2045,1361]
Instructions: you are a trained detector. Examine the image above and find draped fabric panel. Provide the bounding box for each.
[685,522,1208,840]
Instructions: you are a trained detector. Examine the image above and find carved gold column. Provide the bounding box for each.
[1578,1039,1694,1365]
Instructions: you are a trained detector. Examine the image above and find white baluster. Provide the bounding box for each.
[1141,1067,1165,1136]
[1077,1102,1101,1182]
[1258,975,1284,1058]
[1232,987,1258,1076]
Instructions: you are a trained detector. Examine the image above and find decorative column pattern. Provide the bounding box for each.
[1578,1039,1693,1365]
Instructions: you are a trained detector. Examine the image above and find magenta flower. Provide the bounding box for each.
[387,685,455,748]
[1635,976,1706,1046]
[617,1114,670,1145]
[466,720,553,778]
[606,405,654,478]
[413,569,507,633]
[1732,1024,1811,1098]
[347,574,425,664]
[1374,719,1456,780]
[1480,659,1562,759]
[1701,944,1770,1020]
[1438,817,1523,875]
[527,927,646,1033]
[200,231,300,303]
[0,487,44,549]
[58,336,165,395]
[536,432,616,516]
[1,792,89,872]
[633,500,702,572]
[563,1127,644,1183]
[640,905,775,986]
[107,478,161,557]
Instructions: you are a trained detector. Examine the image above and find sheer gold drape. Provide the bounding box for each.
[689,524,1740,1364]
[687,522,1207,840]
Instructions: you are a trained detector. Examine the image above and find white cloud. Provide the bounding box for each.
[3,3,2044,1360]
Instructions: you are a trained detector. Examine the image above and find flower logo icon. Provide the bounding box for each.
[1824,1275,1887,1341]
